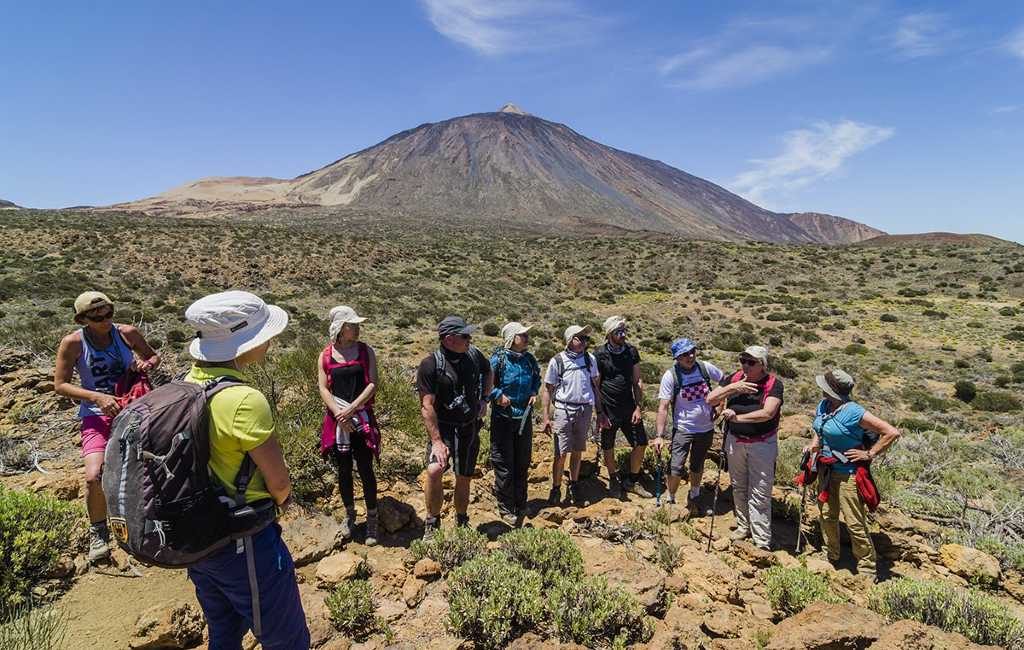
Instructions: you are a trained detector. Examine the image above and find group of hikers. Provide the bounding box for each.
[54,289,901,650]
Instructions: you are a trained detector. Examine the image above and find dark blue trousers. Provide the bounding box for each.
[187,524,310,650]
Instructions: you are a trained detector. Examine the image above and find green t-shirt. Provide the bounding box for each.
[185,365,273,504]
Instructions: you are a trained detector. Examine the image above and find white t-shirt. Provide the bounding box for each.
[544,351,600,406]
[658,361,724,434]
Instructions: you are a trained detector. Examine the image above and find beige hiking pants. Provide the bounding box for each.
[819,472,877,575]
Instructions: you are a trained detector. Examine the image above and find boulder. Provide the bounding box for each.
[872,619,996,649]
[297,583,333,648]
[316,551,366,586]
[938,544,1001,584]
[403,576,427,608]
[581,539,666,615]
[129,600,206,649]
[766,601,883,650]
[378,495,415,533]
[413,558,442,581]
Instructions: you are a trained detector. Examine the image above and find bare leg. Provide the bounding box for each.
[629,445,646,475]
[453,475,471,515]
[423,463,444,518]
[666,475,681,499]
[551,453,566,486]
[84,452,107,523]
[568,450,582,481]
[602,448,617,482]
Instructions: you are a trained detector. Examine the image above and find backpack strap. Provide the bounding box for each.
[553,353,565,381]
[696,361,713,392]
[493,347,507,389]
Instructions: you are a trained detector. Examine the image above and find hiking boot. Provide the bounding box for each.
[497,509,518,527]
[455,513,470,528]
[422,516,440,540]
[729,528,750,542]
[336,508,356,543]
[87,523,111,564]
[627,476,653,498]
[548,484,562,506]
[365,510,378,547]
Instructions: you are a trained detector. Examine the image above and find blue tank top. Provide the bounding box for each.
[76,326,135,418]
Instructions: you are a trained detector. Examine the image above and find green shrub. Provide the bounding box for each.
[325,578,386,641]
[775,437,806,488]
[880,313,898,322]
[999,306,1019,317]
[0,487,83,608]
[897,417,947,434]
[868,578,1024,649]
[0,601,68,649]
[771,356,798,379]
[763,566,846,616]
[446,554,545,650]
[498,527,583,588]
[549,575,653,649]
[711,333,745,352]
[972,390,1021,412]
[637,361,662,385]
[791,349,814,362]
[410,525,486,573]
[954,380,977,403]
[844,343,869,355]
[902,387,951,413]
[482,322,500,337]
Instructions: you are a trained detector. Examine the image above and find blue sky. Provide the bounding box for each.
[2,1,1023,241]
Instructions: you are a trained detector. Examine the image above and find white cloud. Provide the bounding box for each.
[658,16,833,90]
[889,12,955,59]
[731,120,894,205]
[420,0,599,56]
[991,104,1022,114]
[1007,25,1024,60]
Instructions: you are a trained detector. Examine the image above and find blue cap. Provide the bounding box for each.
[670,338,697,358]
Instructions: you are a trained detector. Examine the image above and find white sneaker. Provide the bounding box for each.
[729,528,750,542]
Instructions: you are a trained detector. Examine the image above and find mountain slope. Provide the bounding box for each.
[0,199,20,210]
[120,106,882,244]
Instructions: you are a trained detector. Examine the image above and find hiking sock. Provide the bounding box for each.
[688,486,701,500]
[423,515,440,539]
[90,520,110,542]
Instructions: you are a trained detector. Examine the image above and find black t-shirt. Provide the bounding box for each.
[594,343,640,416]
[719,372,785,438]
[416,346,492,424]
[330,364,366,403]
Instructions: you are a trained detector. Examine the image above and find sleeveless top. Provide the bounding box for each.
[319,342,380,457]
[76,325,135,418]
[812,400,868,475]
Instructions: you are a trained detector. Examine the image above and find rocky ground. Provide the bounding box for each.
[2,350,1022,650]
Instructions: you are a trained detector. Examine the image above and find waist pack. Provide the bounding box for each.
[102,377,277,568]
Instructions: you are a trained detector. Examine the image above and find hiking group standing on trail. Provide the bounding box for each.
[55,291,902,649]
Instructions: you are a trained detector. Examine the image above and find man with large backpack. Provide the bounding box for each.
[653,338,724,513]
[707,345,784,551]
[488,322,541,526]
[167,291,308,649]
[417,316,494,538]
[541,325,607,507]
[593,316,651,499]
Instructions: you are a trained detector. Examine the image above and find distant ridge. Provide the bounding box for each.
[854,232,1020,248]
[0,199,20,210]
[118,105,885,245]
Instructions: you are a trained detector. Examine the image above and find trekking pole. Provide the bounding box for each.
[795,482,808,554]
[705,417,727,553]
[517,403,533,437]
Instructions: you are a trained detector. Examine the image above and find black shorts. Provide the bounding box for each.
[425,421,480,477]
[600,412,648,451]
[670,430,713,477]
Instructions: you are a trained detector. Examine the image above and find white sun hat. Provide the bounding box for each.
[328,305,367,340]
[186,290,289,362]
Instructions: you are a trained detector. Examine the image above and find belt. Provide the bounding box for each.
[730,429,777,444]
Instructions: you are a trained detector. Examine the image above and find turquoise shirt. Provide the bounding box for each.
[812,400,867,475]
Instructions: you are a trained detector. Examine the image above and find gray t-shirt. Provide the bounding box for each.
[658,361,724,434]
[544,351,600,406]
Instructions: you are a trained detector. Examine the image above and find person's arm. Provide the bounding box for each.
[248,435,291,506]
[488,353,505,403]
[631,362,644,424]
[317,356,341,417]
[846,412,900,462]
[654,399,671,450]
[119,325,161,372]
[729,396,782,423]
[804,431,821,454]
[421,393,449,468]
[541,383,555,431]
[54,333,121,416]
[706,379,758,406]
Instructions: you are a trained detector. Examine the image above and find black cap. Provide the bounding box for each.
[438,315,476,337]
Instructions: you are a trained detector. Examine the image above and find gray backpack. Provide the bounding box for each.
[102,377,277,568]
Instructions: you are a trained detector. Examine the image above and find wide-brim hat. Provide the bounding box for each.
[671,337,697,358]
[603,315,627,336]
[501,321,534,340]
[563,324,593,345]
[187,290,289,362]
[816,369,855,401]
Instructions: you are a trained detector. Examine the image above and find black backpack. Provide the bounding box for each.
[102,377,277,568]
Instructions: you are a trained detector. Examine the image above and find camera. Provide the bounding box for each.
[447,393,474,419]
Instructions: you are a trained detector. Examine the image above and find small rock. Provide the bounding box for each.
[874,618,993,649]
[413,557,442,581]
[47,556,76,579]
[403,576,427,608]
[377,598,406,623]
[316,551,365,587]
[766,601,882,650]
[130,600,206,649]
[712,537,730,551]
[938,544,1001,585]
[377,495,415,533]
[701,609,739,638]
[665,574,689,594]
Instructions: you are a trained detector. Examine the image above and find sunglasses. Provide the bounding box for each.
[84,309,114,322]
[739,358,759,367]
[458,333,472,340]
[574,335,591,343]
[680,350,697,357]
[612,328,627,337]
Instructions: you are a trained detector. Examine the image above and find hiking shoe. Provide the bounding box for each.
[365,510,378,547]
[729,528,750,542]
[628,479,653,498]
[455,513,470,528]
[336,509,356,543]
[497,510,518,527]
[422,516,440,540]
[568,482,587,507]
[548,485,562,506]
[87,526,111,564]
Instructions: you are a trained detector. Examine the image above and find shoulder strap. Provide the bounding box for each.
[554,353,565,379]
[433,349,446,382]
[761,374,776,408]
[696,361,713,391]
[730,370,744,384]
[494,347,507,387]
[584,352,592,374]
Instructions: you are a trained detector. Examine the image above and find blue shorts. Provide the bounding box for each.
[187,524,310,650]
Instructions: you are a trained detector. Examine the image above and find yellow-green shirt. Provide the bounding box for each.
[185,365,273,504]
